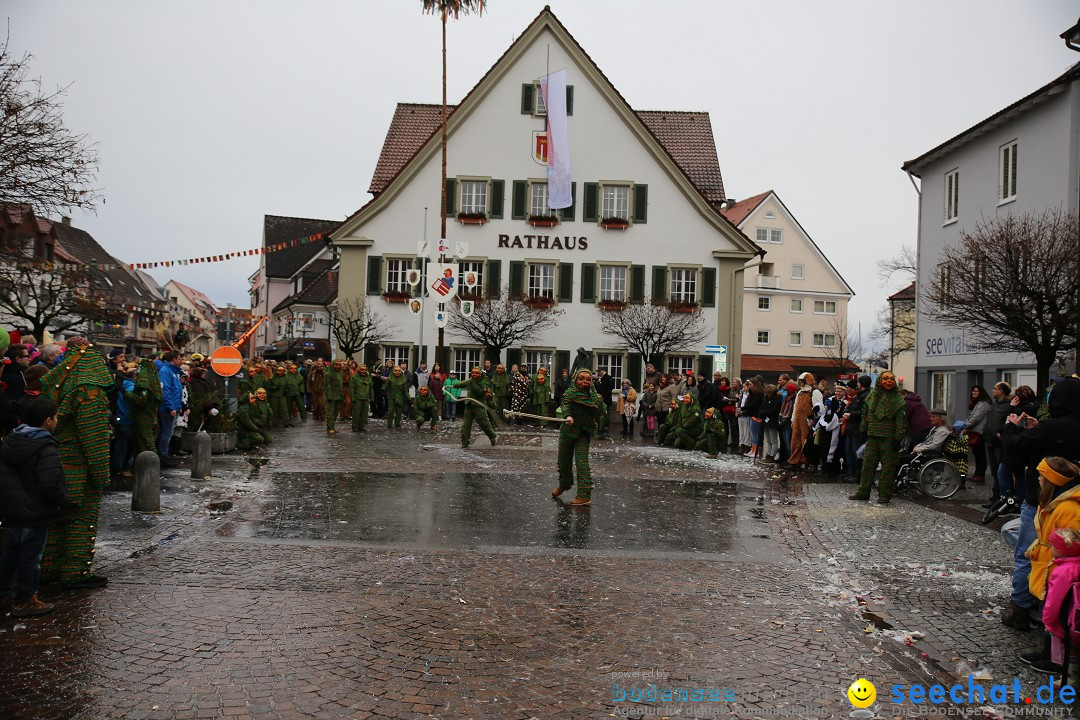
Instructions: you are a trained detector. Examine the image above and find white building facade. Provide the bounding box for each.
[332,8,758,388]
[902,62,1080,417]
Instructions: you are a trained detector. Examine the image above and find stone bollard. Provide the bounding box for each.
[191,431,212,480]
[132,451,160,512]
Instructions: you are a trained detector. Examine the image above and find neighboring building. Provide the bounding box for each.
[900,61,1080,415]
[885,281,916,388]
[216,305,255,347]
[720,190,856,384]
[248,215,339,356]
[267,259,336,361]
[164,279,219,356]
[330,7,759,388]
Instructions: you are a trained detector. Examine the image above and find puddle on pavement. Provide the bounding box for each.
[227,472,747,553]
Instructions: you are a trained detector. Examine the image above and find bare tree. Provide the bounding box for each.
[924,209,1080,392]
[0,36,101,217]
[869,291,916,368]
[598,300,708,364]
[447,287,564,360]
[821,315,861,378]
[329,297,390,359]
[877,245,917,286]
[0,252,96,338]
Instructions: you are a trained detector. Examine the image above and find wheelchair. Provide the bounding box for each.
[894,452,963,499]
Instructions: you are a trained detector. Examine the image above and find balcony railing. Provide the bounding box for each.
[757,276,781,289]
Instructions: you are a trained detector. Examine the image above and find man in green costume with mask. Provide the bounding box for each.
[657,399,682,446]
[694,406,727,458]
[323,360,344,434]
[448,367,497,448]
[850,371,908,504]
[284,362,307,423]
[349,363,373,432]
[671,393,704,450]
[385,365,408,430]
[413,385,439,431]
[266,365,289,427]
[552,369,607,506]
[236,392,270,449]
[125,358,162,457]
[490,363,510,414]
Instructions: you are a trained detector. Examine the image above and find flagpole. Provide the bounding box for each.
[419,207,427,364]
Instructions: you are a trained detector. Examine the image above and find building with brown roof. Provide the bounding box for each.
[330,7,759,385]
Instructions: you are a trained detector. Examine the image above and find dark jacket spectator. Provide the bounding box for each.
[985,392,1013,447]
[2,344,30,402]
[904,392,933,439]
[0,422,66,528]
[844,376,872,437]
[1002,378,1080,507]
[759,391,781,426]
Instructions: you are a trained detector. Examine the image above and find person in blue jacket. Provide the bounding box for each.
[155,351,184,467]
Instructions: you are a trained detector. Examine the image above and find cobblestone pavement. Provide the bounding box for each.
[0,418,1063,719]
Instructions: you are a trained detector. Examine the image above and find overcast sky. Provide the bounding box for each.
[7,1,1079,347]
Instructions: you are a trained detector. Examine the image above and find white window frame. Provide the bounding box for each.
[458,260,484,298]
[1000,370,1017,389]
[944,168,959,223]
[526,261,557,300]
[756,330,770,345]
[600,183,630,221]
[931,371,954,419]
[755,228,768,245]
[594,351,625,388]
[452,345,484,379]
[528,180,557,219]
[998,140,1017,203]
[523,348,555,377]
[789,331,803,347]
[813,300,837,315]
[665,354,695,378]
[757,296,771,311]
[533,82,547,117]
[812,332,837,348]
[385,257,414,295]
[382,344,412,370]
[459,178,489,216]
[669,266,699,304]
[789,298,803,313]
[598,263,629,303]
[790,264,805,281]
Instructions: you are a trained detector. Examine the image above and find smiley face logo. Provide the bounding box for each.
[847,678,876,708]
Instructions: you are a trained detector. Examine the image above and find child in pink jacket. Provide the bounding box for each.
[1043,528,1080,682]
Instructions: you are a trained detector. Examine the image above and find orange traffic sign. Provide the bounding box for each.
[209,346,243,377]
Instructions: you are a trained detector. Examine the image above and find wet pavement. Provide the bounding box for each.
[0,418,1064,719]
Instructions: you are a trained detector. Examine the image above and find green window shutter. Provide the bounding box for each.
[512,180,528,220]
[630,264,646,303]
[521,84,534,114]
[555,350,570,377]
[413,344,421,367]
[566,85,574,116]
[509,261,524,297]
[561,182,576,221]
[507,348,522,368]
[651,265,667,302]
[701,267,716,307]
[627,352,642,391]
[445,178,457,217]
[558,262,574,304]
[652,352,665,370]
[633,184,648,224]
[580,262,595,303]
[697,355,713,379]
[486,259,501,298]
[363,344,379,367]
[489,180,505,219]
[583,182,598,222]
[366,255,382,295]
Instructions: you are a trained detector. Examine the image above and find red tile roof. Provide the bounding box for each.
[169,279,218,315]
[889,281,916,301]
[740,355,861,377]
[718,191,771,227]
[369,104,457,196]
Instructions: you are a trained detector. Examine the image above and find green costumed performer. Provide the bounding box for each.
[657,400,682,446]
[530,370,553,428]
[267,366,290,427]
[850,371,908,504]
[39,339,114,589]
[349,363,373,432]
[490,363,510,414]
[693,407,727,457]
[384,365,408,429]
[671,393,704,449]
[323,360,344,433]
[285,363,307,422]
[552,369,607,506]
[125,358,162,456]
[450,367,497,448]
[252,387,274,444]
[413,385,439,431]
[235,393,268,449]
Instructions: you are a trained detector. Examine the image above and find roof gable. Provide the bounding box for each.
[262,215,340,279]
[53,222,163,309]
[719,191,771,228]
[272,269,338,313]
[338,7,753,254]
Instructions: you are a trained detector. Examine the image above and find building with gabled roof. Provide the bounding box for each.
[248,214,340,355]
[266,267,337,361]
[720,190,857,382]
[331,6,759,386]
[165,279,220,355]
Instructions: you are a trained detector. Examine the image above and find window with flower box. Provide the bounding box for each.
[599,265,628,303]
[528,262,556,300]
[385,258,413,295]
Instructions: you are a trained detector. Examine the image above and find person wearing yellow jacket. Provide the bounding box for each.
[1026,457,1080,603]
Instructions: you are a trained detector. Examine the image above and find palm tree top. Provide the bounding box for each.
[421,0,487,18]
